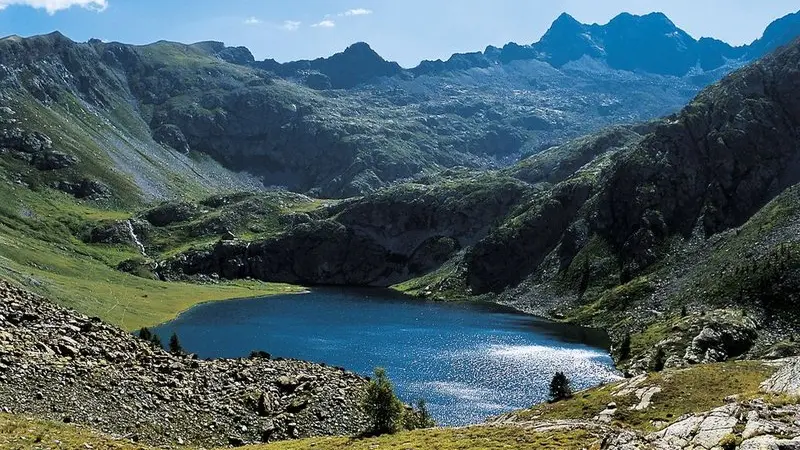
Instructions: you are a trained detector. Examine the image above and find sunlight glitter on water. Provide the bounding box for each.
[153,290,621,425]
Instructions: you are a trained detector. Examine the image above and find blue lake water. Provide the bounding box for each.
[152,288,620,426]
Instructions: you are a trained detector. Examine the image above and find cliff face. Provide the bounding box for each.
[594,36,800,276]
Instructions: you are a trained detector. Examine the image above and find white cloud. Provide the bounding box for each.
[243,16,261,25]
[0,0,106,14]
[311,19,335,28]
[280,20,301,31]
[341,8,372,16]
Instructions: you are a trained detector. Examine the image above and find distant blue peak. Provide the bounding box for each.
[553,12,580,25]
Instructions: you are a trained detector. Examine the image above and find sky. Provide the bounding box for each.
[0,0,798,68]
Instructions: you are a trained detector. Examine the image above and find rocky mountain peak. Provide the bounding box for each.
[547,12,583,32]
[749,11,800,58]
[341,41,378,57]
[190,40,227,54]
[328,41,396,70]
[536,12,602,65]
[608,11,675,28]
[309,41,402,88]
[602,12,698,72]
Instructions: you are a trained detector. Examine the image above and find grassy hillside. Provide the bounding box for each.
[0,414,595,450]
[0,181,302,330]
[511,361,775,429]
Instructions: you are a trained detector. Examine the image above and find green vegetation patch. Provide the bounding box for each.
[144,191,321,257]
[0,183,302,330]
[255,426,598,450]
[0,413,148,449]
[515,361,775,432]
[570,276,655,324]
[0,413,598,450]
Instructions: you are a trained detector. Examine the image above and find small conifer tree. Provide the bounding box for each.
[362,367,404,435]
[404,399,435,430]
[168,332,184,355]
[138,327,152,341]
[549,371,572,402]
[137,327,163,349]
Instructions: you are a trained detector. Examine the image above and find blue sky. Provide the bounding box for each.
[1,0,798,67]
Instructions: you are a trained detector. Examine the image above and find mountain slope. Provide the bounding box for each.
[1,12,798,200]
[0,12,799,366]
[156,38,800,372]
[0,33,264,205]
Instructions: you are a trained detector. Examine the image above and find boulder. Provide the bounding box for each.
[153,124,190,153]
[32,151,78,170]
[54,179,110,199]
[144,202,199,227]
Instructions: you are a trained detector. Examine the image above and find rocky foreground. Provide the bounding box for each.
[0,280,368,447]
[489,359,800,449]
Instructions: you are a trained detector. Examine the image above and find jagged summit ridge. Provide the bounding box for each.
[237,10,799,85]
[69,10,800,87]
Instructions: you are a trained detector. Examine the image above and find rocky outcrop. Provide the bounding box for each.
[144,201,199,227]
[54,179,110,199]
[496,360,800,450]
[683,324,758,365]
[761,357,800,395]
[0,280,368,447]
[607,401,800,449]
[465,177,595,294]
[152,124,190,153]
[85,219,151,247]
[0,127,78,170]
[161,174,530,286]
[0,127,52,154]
[162,222,402,286]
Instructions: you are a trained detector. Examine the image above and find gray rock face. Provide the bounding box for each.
[164,221,401,286]
[85,219,150,247]
[152,124,191,153]
[0,280,368,447]
[144,201,200,227]
[649,404,740,449]
[684,320,759,364]
[162,174,530,286]
[0,127,52,153]
[761,358,800,396]
[593,38,800,277]
[0,127,78,170]
[617,311,759,372]
[54,179,110,199]
[31,150,78,170]
[466,177,595,293]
